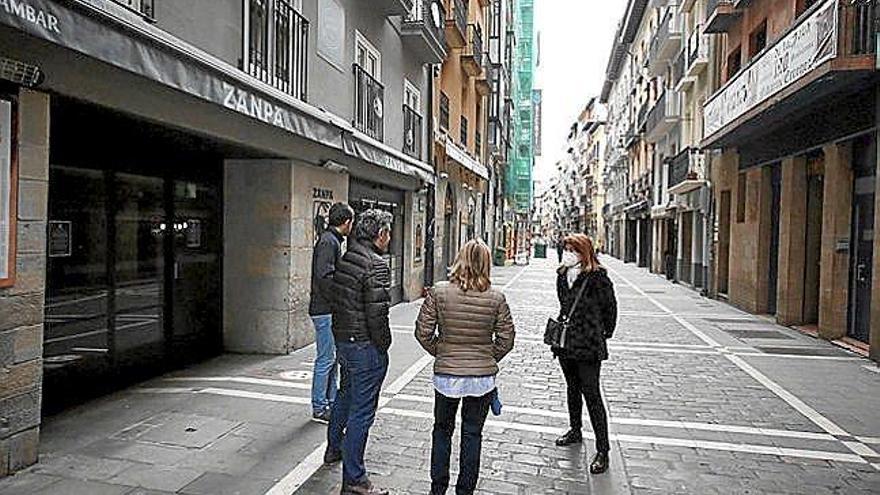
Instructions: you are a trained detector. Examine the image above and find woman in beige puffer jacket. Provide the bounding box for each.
[415,239,515,495]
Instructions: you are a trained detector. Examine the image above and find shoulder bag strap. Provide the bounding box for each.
[564,276,589,321]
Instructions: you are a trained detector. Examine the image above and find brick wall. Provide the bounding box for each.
[0,89,49,476]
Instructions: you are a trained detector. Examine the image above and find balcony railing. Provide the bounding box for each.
[645,91,681,142]
[850,0,877,55]
[462,24,485,77]
[648,8,683,75]
[246,0,309,101]
[672,49,686,88]
[353,64,384,141]
[704,0,740,33]
[446,0,468,47]
[686,26,710,76]
[402,0,449,63]
[667,148,706,194]
[403,105,422,159]
[114,0,154,18]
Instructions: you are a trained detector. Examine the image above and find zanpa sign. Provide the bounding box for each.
[704,0,838,138]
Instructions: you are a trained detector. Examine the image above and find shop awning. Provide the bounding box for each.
[444,139,490,181]
[343,132,435,185]
[0,0,346,149]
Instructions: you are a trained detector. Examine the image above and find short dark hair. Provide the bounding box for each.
[354,209,393,241]
[328,203,354,227]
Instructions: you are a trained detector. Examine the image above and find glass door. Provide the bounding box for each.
[169,177,223,361]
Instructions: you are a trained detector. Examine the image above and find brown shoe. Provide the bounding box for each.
[340,479,390,495]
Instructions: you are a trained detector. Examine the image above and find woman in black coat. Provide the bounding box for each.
[554,234,617,475]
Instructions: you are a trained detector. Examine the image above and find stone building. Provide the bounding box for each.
[0,0,448,475]
[702,0,878,359]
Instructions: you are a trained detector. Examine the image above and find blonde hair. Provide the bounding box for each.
[450,239,492,292]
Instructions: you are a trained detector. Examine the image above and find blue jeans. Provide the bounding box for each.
[311,315,337,414]
[327,341,389,484]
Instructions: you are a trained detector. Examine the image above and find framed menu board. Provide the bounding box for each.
[0,97,16,288]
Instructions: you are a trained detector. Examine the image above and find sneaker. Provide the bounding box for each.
[323,446,342,465]
[340,479,389,495]
[312,409,332,424]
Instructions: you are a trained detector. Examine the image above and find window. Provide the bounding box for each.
[460,116,469,146]
[404,80,421,111]
[355,31,381,79]
[796,0,820,16]
[440,92,450,131]
[736,173,746,223]
[749,20,768,59]
[727,46,742,80]
[244,0,308,99]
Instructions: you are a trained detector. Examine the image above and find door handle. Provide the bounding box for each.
[174,262,179,280]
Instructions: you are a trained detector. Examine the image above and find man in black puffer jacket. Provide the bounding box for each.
[326,209,393,495]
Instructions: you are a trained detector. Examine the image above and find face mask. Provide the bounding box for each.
[562,251,580,267]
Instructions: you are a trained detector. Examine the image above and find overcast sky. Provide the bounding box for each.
[533,0,628,190]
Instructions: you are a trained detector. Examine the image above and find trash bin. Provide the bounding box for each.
[534,243,547,259]
[494,247,507,266]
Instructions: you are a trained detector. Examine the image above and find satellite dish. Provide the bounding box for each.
[373,97,384,119]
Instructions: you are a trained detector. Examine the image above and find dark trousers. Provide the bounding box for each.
[559,358,610,453]
[328,341,389,484]
[430,390,492,495]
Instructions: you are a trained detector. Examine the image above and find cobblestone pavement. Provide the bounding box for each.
[2,257,880,494]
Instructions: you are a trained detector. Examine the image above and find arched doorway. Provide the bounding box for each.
[442,185,456,278]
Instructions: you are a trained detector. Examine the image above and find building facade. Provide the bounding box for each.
[508,0,535,257]
[703,0,878,358]
[0,0,457,475]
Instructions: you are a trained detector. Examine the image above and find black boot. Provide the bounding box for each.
[589,451,609,474]
[323,445,342,465]
[555,429,583,446]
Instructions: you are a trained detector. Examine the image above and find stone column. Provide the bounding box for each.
[0,89,49,476]
[818,143,853,340]
[223,160,349,354]
[776,156,808,326]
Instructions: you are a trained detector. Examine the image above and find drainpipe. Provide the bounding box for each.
[424,64,438,290]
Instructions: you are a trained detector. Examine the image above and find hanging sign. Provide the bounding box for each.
[0,98,14,287]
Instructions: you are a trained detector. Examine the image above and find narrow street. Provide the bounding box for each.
[1,257,877,495]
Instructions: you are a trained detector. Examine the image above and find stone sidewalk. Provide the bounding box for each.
[1,257,880,494]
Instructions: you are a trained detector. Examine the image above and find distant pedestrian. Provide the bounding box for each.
[556,234,565,263]
[553,234,617,475]
[326,209,394,495]
[309,202,354,423]
[415,240,516,495]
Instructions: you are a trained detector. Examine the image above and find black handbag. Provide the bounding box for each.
[544,277,588,349]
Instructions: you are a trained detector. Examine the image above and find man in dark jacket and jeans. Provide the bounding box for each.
[326,209,394,495]
[309,203,354,423]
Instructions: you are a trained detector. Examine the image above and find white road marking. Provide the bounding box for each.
[378,408,866,465]
[858,436,880,445]
[135,387,311,405]
[165,376,312,390]
[267,353,435,494]
[606,262,877,466]
[386,394,837,442]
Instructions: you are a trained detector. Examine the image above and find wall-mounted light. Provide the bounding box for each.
[439,172,450,180]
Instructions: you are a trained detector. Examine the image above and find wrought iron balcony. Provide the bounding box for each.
[246,0,309,101]
[114,0,154,18]
[403,104,422,159]
[671,49,686,90]
[445,0,468,48]
[353,64,384,141]
[645,91,681,142]
[667,148,707,195]
[462,24,485,78]
[685,26,710,77]
[704,0,741,33]
[402,0,449,64]
[648,8,683,75]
